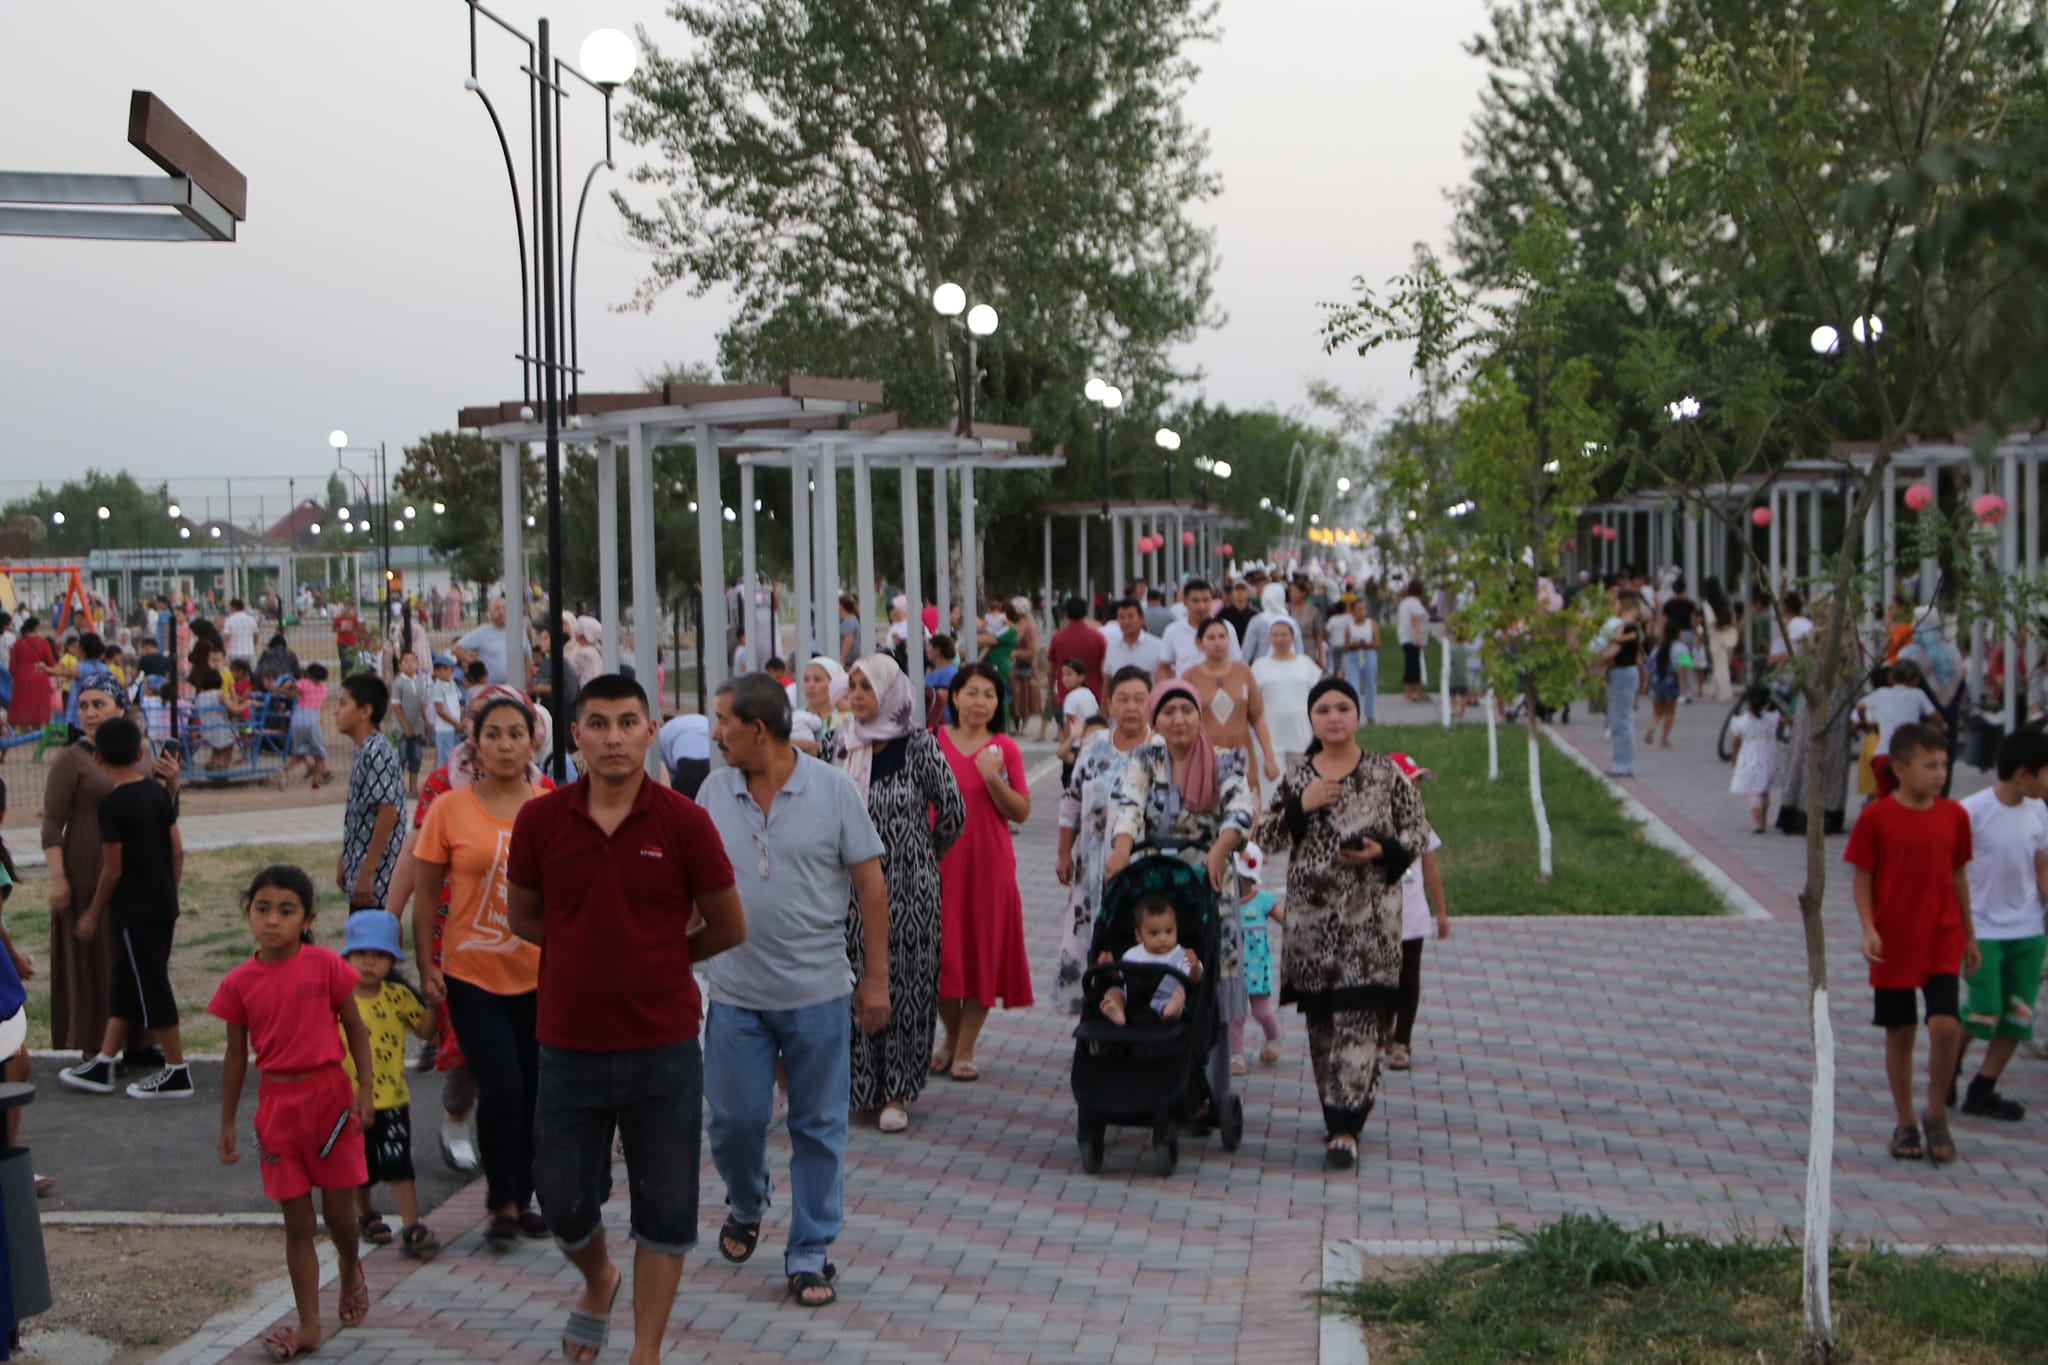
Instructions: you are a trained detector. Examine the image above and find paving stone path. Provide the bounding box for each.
[163,700,2045,1363]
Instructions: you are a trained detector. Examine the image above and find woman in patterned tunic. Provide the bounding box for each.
[1054,666,1158,1007]
[833,654,965,1132]
[1105,679,1256,1112]
[1258,677,1429,1170]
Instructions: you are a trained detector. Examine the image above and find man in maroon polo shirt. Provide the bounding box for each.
[507,674,746,1365]
[1047,595,1108,709]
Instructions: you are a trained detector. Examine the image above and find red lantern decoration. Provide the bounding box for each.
[1904,483,1935,511]
[1217,543,1233,556]
[1973,493,2008,525]
[1181,530,1195,547]
[1751,507,1773,527]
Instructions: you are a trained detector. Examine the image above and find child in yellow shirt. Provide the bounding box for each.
[339,911,440,1258]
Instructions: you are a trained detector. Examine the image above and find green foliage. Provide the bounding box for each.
[393,432,541,592]
[0,470,183,557]
[1329,1212,2048,1365]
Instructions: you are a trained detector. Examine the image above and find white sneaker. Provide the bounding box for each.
[1229,1056,1249,1077]
[440,1131,480,1172]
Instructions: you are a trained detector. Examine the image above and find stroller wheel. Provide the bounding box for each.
[1079,1129,1105,1174]
[1220,1093,1244,1152]
[1151,1131,1179,1178]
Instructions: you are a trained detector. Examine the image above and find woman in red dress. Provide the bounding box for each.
[933,661,1033,1082]
[7,616,57,732]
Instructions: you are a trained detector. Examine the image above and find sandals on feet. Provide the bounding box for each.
[357,1210,393,1246]
[401,1223,441,1260]
[719,1214,761,1264]
[950,1062,980,1082]
[929,1049,955,1075]
[338,1271,369,1328]
[560,1270,621,1363]
[1923,1115,1956,1167]
[1888,1124,1923,1160]
[1324,1136,1358,1171]
[1258,1041,1281,1066]
[485,1214,521,1250]
[879,1103,910,1133]
[262,1326,317,1361]
[787,1263,838,1308]
[1387,1044,1411,1072]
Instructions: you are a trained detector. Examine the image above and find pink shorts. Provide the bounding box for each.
[255,1065,367,1202]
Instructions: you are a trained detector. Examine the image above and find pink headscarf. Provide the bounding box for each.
[448,684,550,789]
[838,653,916,802]
[1147,678,1219,813]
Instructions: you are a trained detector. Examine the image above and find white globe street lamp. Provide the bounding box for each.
[1809,325,1840,355]
[338,506,351,520]
[932,282,966,317]
[1850,314,1884,344]
[432,501,446,514]
[965,303,998,337]
[1336,476,1351,493]
[393,519,406,532]
[1084,377,1107,402]
[97,505,111,520]
[1101,385,1123,409]
[403,505,417,519]
[179,526,192,540]
[328,429,349,450]
[1155,428,1180,451]
[167,503,182,519]
[1213,461,1232,479]
[51,511,65,525]
[578,28,638,88]
[308,523,321,535]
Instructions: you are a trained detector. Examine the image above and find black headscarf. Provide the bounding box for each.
[1302,676,1361,756]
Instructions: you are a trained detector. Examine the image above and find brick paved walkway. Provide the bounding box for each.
[174,705,2047,1364]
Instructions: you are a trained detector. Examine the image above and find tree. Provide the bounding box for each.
[615,0,1224,580]
[393,432,542,595]
[1325,204,1607,879]
[1599,3,2048,1353]
[0,470,181,557]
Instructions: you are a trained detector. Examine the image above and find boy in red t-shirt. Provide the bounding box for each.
[1845,723,1980,1166]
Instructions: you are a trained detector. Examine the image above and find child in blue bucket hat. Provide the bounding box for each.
[340,910,441,1259]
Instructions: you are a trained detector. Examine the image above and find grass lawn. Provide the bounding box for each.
[1364,722,1722,917]
[7,840,342,1054]
[1332,1213,2048,1364]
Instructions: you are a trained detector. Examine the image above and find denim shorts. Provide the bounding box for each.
[533,1038,702,1255]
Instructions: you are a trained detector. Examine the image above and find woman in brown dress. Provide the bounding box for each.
[40,674,176,1057]
[1258,676,1428,1170]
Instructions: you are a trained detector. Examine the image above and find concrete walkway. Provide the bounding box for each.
[107,702,2048,1363]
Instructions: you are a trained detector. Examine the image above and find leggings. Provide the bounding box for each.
[1393,937,1424,1047]
[444,977,539,1214]
[1228,996,1283,1057]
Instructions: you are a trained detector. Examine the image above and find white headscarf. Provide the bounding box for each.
[837,652,917,803]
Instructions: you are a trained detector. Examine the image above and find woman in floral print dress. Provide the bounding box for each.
[1054,666,1158,1007]
[1258,677,1429,1170]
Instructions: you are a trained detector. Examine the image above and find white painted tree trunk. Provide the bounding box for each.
[1439,632,1452,728]
[1527,722,1552,880]
[1804,985,1836,1354]
[1485,691,1500,781]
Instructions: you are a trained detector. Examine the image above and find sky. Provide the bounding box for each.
[0,0,1490,510]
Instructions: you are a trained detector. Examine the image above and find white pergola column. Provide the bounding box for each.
[598,439,621,673]
[1042,517,1054,636]
[738,462,758,660]
[1968,462,1986,698]
[852,450,875,659]
[693,423,729,696]
[1111,511,1126,598]
[2003,445,2019,729]
[499,440,528,688]
[1768,486,1783,594]
[1807,483,1823,582]
[814,445,841,660]
[789,460,812,663]
[1919,465,1941,604]
[933,467,951,647]
[959,465,980,663]
[626,423,658,738]
[1079,513,1091,612]
[900,456,925,704]
[2027,450,2042,680]
[1622,507,1634,568]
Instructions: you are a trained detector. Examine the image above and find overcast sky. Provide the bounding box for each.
[0,0,1488,505]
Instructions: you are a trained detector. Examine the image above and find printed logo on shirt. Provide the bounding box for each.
[639,844,665,860]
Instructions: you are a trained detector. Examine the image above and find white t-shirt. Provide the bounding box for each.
[1960,787,2048,940]
[1103,629,1168,679]
[1399,830,1447,940]
[1859,685,1936,752]
[1162,616,1240,674]
[658,713,712,768]
[1396,597,1430,648]
[1062,687,1100,727]
[223,610,260,659]
[1325,613,1377,655]
[1772,615,1815,659]
[428,678,463,735]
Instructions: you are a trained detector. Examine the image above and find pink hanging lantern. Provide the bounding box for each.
[1904,484,1935,511]
[1973,492,2008,525]
[1751,507,1773,527]
[1181,530,1195,547]
[1217,543,1233,556]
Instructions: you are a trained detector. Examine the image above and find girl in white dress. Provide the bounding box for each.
[1727,683,1782,833]
[1252,618,1324,770]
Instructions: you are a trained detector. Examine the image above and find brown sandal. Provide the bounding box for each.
[1923,1115,1955,1166]
[1888,1124,1923,1160]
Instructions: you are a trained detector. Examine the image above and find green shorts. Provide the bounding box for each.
[1963,935,2045,1041]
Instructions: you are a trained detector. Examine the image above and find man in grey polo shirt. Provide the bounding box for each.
[697,673,889,1309]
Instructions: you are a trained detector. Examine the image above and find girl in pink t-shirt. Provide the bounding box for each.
[210,865,374,1360]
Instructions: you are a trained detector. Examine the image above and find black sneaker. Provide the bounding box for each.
[1960,1087,2026,1121]
[59,1058,117,1094]
[125,1065,195,1100]
[122,1045,166,1072]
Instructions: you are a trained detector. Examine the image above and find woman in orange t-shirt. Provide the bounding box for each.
[412,692,544,1248]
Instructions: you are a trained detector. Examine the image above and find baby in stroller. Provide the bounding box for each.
[1098,894,1204,1025]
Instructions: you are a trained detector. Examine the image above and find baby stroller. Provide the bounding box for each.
[1071,854,1243,1176]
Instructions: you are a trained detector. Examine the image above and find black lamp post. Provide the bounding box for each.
[458,2,636,780]
[1085,377,1124,517]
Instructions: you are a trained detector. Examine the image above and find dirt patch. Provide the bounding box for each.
[25,1225,285,1363]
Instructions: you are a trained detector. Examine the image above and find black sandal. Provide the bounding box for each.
[1888,1124,1923,1160]
[358,1210,394,1246]
[1324,1136,1358,1171]
[787,1263,837,1308]
[485,1214,521,1249]
[718,1214,761,1264]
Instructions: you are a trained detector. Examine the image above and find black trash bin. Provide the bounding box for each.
[1964,715,2005,771]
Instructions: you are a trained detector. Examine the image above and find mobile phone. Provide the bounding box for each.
[1339,833,1365,852]
[160,739,184,761]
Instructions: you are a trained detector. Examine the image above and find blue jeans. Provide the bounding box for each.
[704,997,850,1276]
[1345,648,1379,722]
[533,1040,702,1256]
[1606,667,1639,774]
